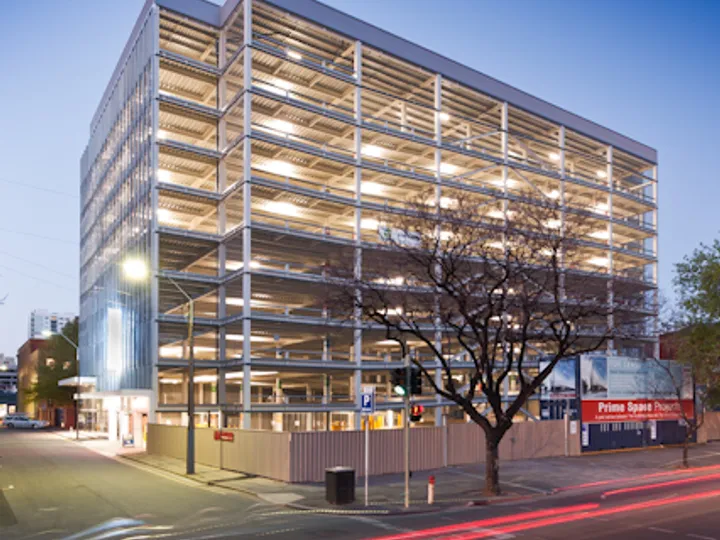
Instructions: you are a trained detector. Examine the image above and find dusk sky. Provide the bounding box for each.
[0,0,718,355]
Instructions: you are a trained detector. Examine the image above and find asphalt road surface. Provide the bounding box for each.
[4,429,720,539]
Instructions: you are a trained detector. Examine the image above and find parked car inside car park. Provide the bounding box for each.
[2,414,49,429]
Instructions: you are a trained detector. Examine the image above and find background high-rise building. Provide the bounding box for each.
[79,0,658,438]
[28,310,76,339]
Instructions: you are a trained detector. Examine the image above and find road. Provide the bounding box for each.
[0,429,267,538]
[3,430,720,539]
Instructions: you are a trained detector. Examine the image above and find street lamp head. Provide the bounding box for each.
[122,258,149,282]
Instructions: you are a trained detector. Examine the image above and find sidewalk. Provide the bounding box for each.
[54,429,145,458]
[120,442,720,514]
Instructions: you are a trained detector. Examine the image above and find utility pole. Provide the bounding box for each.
[404,354,410,509]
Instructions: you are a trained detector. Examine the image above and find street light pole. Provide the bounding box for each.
[167,276,195,475]
[122,259,196,474]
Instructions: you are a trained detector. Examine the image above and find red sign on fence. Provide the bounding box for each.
[582,399,694,423]
[214,430,234,442]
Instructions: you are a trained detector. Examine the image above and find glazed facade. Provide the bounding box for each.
[79,0,658,432]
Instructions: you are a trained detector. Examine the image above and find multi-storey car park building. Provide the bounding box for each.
[79,0,658,440]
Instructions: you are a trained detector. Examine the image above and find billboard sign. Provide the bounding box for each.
[580,355,693,423]
[540,358,578,400]
[580,355,691,400]
[581,398,694,423]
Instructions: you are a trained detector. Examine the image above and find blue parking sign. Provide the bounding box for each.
[361,385,375,414]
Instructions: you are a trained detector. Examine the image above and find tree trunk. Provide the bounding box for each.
[484,435,501,496]
[682,440,689,468]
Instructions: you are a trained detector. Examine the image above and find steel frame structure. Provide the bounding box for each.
[79,0,658,432]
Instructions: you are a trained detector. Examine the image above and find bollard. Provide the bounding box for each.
[427,475,435,505]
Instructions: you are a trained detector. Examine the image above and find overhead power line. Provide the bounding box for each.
[0,227,77,245]
[0,178,78,199]
[0,264,74,291]
[0,251,76,279]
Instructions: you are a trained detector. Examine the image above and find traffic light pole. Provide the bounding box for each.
[404,354,411,508]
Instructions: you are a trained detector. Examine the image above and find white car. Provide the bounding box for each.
[2,414,49,429]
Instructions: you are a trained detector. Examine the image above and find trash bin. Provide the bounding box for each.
[325,466,355,505]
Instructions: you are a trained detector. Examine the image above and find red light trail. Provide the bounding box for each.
[446,489,720,539]
[372,486,720,540]
[372,504,600,540]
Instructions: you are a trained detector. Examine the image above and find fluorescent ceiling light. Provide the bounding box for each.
[546,219,562,229]
[158,169,173,182]
[489,177,519,188]
[440,162,458,175]
[360,218,380,230]
[439,112,451,122]
[438,230,454,241]
[488,241,504,250]
[548,153,560,161]
[596,170,608,179]
[374,276,404,286]
[157,208,174,223]
[361,144,385,158]
[257,79,293,96]
[426,196,457,209]
[546,189,560,199]
[225,334,276,343]
[263,200,300,217]
[194,375,217,383]
[486,209,506,219]
[588,256,610,267]
[159,345,216,358]
[226,370,279,379]
[264,160,296,176]
[266,119,294,134]
[287,50,303,60]
[274,79,293,90]
[360,181,385,195]
[225,260,262,271]
[593,202,609,214]
[157,129,169,140]
[590,230,610,240]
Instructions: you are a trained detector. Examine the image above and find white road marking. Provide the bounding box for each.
[648,527,675,534]
[687,534,716,540]
[502,480,548,494]
[350,515,410,533]
[464,527,515,539]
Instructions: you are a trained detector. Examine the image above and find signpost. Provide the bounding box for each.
[360,385,375,506]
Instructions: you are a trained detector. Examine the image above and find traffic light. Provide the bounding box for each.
[410,404,424,422]
[410,367,422,396]
[391,368,407,396]
[390,367,423,396]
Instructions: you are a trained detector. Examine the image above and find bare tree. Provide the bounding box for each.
[328,189,633,495]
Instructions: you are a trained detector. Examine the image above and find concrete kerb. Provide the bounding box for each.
[117,453,534,516]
